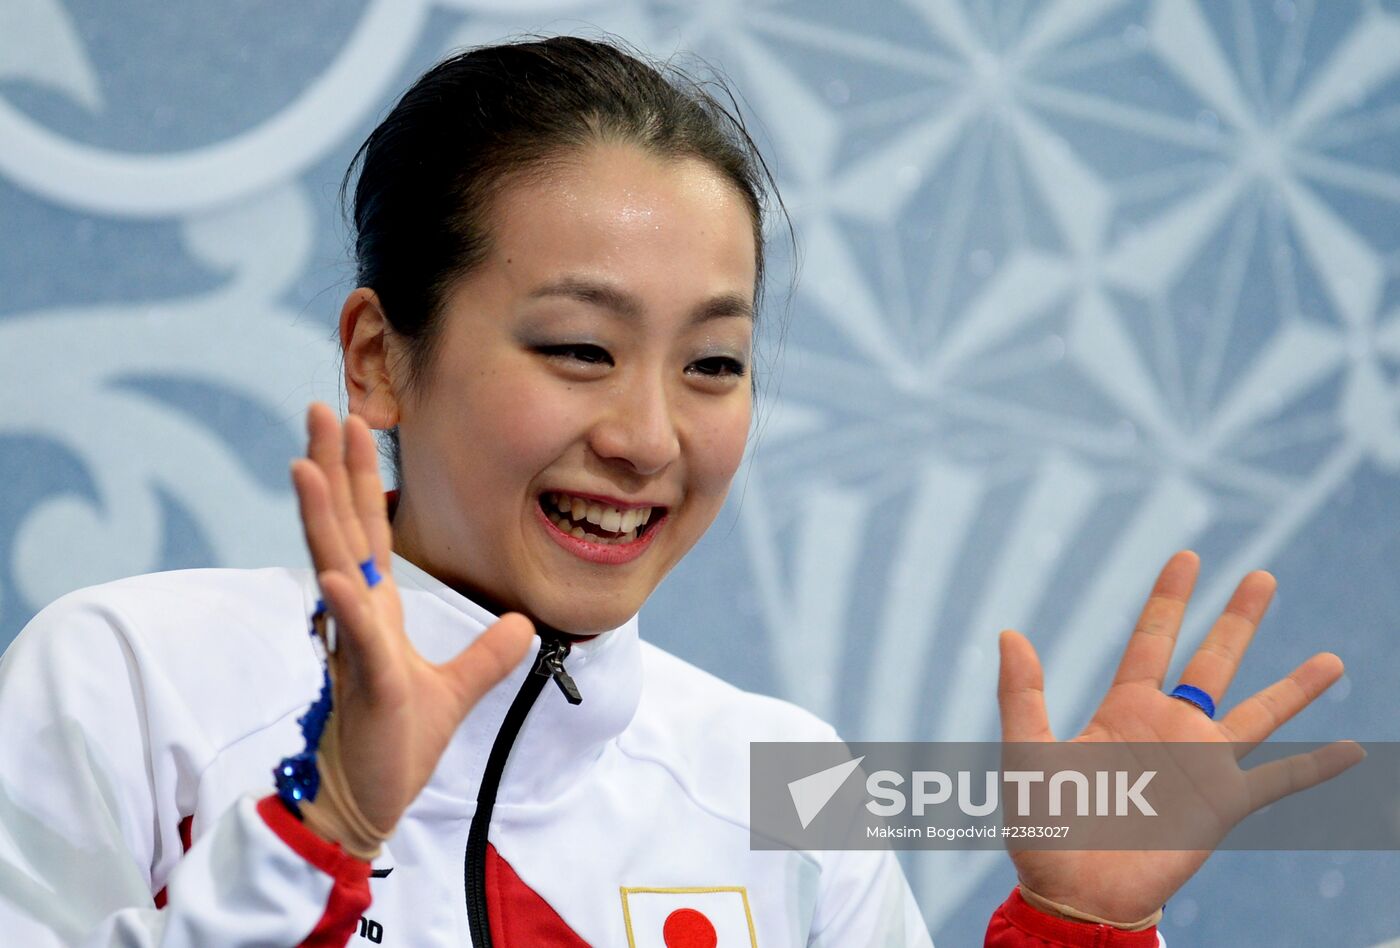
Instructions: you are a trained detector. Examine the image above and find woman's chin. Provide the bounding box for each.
[527,594,641,638]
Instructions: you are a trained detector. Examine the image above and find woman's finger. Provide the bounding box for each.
[317,569,394,685]
[1108,551,1199,690]
[291,457,358,578]
[306,403,373,572]
[1218,652,1345,749]
[997,630,1055,743]
[1243,740,1365,811]
[1174,571,1275,704]
[439,614,536,717]
[344,413,394,573]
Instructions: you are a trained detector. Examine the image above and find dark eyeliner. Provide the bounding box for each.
[690,356,747,377]
[533,343,614,365]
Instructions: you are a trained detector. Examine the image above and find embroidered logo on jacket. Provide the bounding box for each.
[620,887,757,947]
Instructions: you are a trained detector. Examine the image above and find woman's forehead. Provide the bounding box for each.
[486,144,758,285]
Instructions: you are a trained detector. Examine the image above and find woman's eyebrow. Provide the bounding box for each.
[528,277,753,324]
[694,292,754,323]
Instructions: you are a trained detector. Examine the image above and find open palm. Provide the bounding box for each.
[996,551,1361,923]
[290,402,535,837]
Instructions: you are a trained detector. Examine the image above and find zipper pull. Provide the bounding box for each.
[534,636,583,705]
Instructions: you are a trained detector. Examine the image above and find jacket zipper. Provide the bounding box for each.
[465,633,582,947]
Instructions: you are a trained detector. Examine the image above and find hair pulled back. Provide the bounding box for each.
[342,35,785,486]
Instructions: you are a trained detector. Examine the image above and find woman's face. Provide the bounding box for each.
[382,143,757,633]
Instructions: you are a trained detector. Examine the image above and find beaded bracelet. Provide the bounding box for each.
[273,557,380,815]
[273,601,333,813]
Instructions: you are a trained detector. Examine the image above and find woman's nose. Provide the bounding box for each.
[588,374,681,476]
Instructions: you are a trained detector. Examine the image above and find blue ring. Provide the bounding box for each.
[1169,684,1217,719]
[360,557,382,588]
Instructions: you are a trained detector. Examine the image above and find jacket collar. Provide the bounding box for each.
[389,552,643,809]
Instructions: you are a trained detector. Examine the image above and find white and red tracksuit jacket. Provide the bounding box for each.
[0,553,1161,946]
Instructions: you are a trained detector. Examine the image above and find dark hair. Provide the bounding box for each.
[341,34,788,488]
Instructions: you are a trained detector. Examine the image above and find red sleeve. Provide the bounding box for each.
[985,888,1159,947]
[257,795,373,948]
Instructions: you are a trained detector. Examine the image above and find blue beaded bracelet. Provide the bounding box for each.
[274,560,383,815]
[274,600,334,813]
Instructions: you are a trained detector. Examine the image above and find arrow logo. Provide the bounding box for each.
[787,756,865,829]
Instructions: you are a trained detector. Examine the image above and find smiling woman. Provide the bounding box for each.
[353,143,758,634]
[0,33,1355,948]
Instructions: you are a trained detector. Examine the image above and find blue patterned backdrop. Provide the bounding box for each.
[3,1,1398,943]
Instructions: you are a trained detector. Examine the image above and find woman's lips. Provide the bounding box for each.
[534,502,667,565]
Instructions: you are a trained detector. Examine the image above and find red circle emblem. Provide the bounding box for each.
[662,907,718,948]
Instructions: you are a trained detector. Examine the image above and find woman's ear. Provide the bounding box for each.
[340,287,402,429]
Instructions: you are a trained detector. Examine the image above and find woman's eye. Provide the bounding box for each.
[688,356,747,378]
[535,343,614,366]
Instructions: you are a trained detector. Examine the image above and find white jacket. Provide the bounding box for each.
[0,554,935,946]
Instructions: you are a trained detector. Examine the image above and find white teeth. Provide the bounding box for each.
[547,492,659,541]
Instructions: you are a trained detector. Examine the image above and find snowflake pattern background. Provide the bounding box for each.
[1,0,1398,943]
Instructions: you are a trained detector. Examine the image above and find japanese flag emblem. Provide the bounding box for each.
[620,887,757,947]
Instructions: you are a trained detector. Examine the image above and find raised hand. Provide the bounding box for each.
[996,550,1362,923]
[289,402,535,841]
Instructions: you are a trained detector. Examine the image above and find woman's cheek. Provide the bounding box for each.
[472,373,573,444]
[702,398,752,488]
